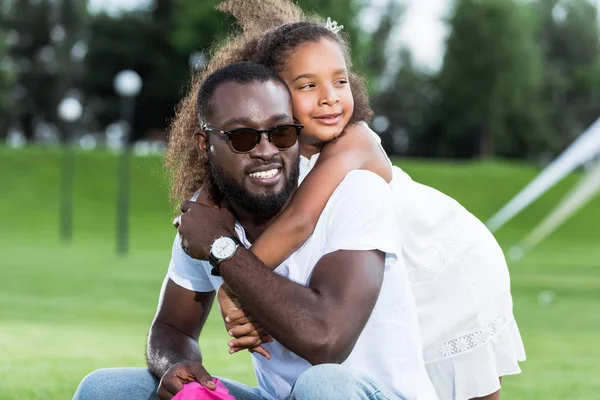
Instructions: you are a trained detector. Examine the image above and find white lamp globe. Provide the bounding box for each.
[58,97,83,122]
[113,70,142,98]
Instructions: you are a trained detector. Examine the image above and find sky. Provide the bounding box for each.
[87,0,451,72]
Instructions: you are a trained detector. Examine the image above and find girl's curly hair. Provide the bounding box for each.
[164,0,372,204]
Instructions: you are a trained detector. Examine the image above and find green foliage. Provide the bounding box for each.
[169,0,229,56]
[81,0,375,140]
[297,0,370,71]
[3,0,55,138]
[0,30,15,112]
[169,0,373,77]
[534,0,600,150]
[4,0,600,159]
[373,0,600,159]
[81,11,191,139]
[360,1,404,90]
[373,50,439,155]
[436,0,544,158]
[1,0,87,139]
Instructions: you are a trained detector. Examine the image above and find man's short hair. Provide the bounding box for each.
[196,62,291,124]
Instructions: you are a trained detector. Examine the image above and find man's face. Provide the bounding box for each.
[198,80,300,219]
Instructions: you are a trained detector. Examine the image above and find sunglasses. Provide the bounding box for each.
[201,123,303,153]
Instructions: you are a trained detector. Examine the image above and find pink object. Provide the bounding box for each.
[173,379,235,400]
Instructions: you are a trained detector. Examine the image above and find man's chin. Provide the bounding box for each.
[209,149,300,221]
[244,181,286,197]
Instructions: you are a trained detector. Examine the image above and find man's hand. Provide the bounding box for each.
[157,361,215,400]
[176,199,235,260]
[217,285,273,359]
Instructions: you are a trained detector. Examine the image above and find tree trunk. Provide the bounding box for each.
[21,113,35,141]
[479,124,495,159]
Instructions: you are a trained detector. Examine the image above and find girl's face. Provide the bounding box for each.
[279,38,354,145]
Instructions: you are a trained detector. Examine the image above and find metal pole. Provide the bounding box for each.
[60,132,75,243]
[116,97,134,256]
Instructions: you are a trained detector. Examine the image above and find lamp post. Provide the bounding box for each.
[113,70,142,256]
[57,97,83,243]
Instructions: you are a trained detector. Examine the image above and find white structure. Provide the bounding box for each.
[487,118,600,255]
[113,70,142,98]
[58,97,83,123]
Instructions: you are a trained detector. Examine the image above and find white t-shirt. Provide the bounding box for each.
[168,170,437,400]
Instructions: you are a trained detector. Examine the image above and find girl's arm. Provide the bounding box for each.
[251,122,392,269]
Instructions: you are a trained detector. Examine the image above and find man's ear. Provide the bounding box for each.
[194,129,208,152]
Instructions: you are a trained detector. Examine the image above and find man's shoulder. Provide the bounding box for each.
[319,170,395,230]
[311,170,400,262]
[329,170,391,205]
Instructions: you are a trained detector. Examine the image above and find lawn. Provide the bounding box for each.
[1,147,599,399]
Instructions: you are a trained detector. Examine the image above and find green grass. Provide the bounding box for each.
[1,147,599,399]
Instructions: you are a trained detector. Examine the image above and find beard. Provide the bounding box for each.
[208,152,300,221]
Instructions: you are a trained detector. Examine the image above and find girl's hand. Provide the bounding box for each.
[217,285,273,359]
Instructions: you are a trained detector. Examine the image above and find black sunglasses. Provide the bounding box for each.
[201,123,303,153]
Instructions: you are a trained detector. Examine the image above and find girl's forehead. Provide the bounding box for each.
[282,39,348,74]
[292,38,343,56]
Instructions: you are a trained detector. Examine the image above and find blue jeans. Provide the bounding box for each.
[73,364,396,400]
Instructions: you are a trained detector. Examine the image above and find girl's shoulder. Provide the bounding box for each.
[323,122,393,182]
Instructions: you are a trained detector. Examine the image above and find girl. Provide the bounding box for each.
[164,1,526,399]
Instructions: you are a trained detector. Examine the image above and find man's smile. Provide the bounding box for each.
[247,166,282,185]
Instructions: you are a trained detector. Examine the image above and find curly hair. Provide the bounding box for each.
[164,0,372,205]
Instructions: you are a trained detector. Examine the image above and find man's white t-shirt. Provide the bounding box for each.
[168,170,437,400]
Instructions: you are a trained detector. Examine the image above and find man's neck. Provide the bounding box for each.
[228,195,294,243]
[233,210,272,243]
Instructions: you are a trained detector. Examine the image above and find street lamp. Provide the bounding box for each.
[113,70,142,256]
[57,96,83,243]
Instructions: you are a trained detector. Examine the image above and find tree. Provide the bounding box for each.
[2,0,87,140]
[373,49,440,156]
[534,0,600,152]
[437,0,544,158]
[297,0,371,74]
[81,11,192,141]
[0,27,16,132]
[360,0,404,90]
[80,0,376,141]
[170,0,373,79]
[169,0,229,57]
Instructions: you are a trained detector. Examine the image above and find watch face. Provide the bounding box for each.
[212,237,237,260]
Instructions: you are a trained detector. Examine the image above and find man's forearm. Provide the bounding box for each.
[146,323,203,378]
[219,248,368,365]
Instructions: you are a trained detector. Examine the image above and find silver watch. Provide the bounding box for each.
[209,236,241,275]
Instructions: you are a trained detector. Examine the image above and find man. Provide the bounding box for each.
[74,62,437,400]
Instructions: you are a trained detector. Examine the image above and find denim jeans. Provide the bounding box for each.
[72,364,396,400]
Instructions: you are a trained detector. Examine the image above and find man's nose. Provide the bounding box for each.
[250,132,279,160]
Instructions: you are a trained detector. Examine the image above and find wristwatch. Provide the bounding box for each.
[209,236,242,276]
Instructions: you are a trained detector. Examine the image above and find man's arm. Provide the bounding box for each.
[178,171,397,366]
[220,247,385,365]
[146,276,215,378]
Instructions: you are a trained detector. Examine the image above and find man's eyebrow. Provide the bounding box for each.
[220,114,292,128]
[292,69,348,82]
[220,116,256,127]
[271,113,292,122]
